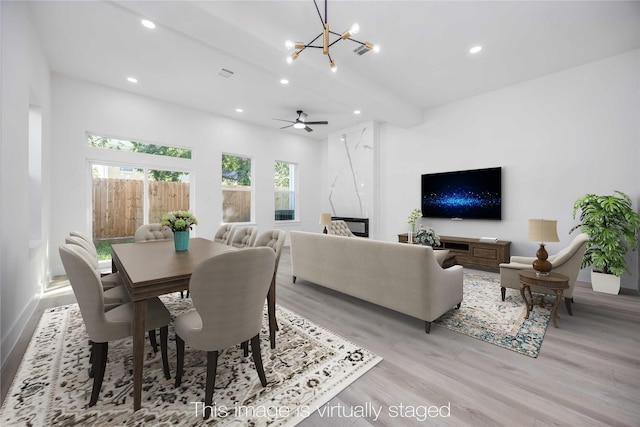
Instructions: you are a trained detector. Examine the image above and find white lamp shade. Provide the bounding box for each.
[527,219,559,243]
[319,213,332,226]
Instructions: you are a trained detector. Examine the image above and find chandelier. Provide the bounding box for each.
[285,0,379,73]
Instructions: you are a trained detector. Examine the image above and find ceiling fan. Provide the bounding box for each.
[274,110,328,132]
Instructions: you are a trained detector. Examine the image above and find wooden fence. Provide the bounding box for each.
[92,178,253,239]
[92,178,190,239]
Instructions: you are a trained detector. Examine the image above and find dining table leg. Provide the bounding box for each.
[132,299,148,411]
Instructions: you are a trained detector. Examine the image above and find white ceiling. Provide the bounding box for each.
[28,0,640,139]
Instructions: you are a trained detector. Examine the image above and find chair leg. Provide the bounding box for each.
[160,325,170,380]
[175,335,185,388]
[204,351,219,420]
[250,334,267,387]
[501,287,506,301]
[565,297,574,316]
[149,329,158,353]
[424,321,432,334]
[268,275,277,349]
[89,342,108,407]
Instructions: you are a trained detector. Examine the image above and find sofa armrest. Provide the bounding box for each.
[498,261,532,270]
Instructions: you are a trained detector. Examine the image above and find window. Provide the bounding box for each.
[274,161,296,221]
[88,134,192,260]
[222,154,252,223]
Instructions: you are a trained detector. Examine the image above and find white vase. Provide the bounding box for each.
[591,271,620,295]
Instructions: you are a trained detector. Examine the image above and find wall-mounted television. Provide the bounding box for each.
[421,167,502,220]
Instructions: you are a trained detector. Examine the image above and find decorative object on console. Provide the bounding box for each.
[285,0,379,72]
[319,212,332,234]
[407,208,421,242]
[570,190,640,294]
[414,225,440,247]
[527,219,559,275]
[161,210,198,252]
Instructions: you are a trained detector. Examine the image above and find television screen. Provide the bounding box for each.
[421,167,502,220]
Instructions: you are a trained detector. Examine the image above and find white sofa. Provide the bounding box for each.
[289,231,463,333]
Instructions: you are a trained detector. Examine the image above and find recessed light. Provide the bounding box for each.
[469,45,482,54]
[280,79,289,85]
[127,77,138,83]
[235,108,243,113]
[141,19,156,29]
[353,110,361,115]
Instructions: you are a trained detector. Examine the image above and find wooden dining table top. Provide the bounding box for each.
[112,238,236,294]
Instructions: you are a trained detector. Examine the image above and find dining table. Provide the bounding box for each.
[111,237,237,411]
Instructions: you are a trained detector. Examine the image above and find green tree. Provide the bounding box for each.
[274,161,290,189]
[222,154,251,186]
[131,142,191,181]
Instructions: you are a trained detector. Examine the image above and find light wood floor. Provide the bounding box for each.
[2,247,639,426]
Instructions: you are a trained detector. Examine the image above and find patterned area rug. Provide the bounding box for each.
[435,273,551,357]
[0,295,381,426]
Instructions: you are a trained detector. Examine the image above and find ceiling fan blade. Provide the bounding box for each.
[273,118,295,123]
[280,124,294,129]
[304,126,313,132]
[304,121,328,125]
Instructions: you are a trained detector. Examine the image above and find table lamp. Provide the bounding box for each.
[319,213,332,234]
[527,219,559,275]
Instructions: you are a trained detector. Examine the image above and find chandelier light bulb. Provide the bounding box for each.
[373,44,380,53]
[285,40,294,50]
[350,23,360,35]
[330,60,337,73]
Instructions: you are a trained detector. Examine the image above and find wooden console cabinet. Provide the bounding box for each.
[398,233,511,271]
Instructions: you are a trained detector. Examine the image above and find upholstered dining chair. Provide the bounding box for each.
[134,223,174,242]
[66,235,122,290]
[253,229,286,349]
[499,233,590,315]
[59,244,172,406]
[230,226,258,248]
[213,224,236,245]
[174,247,275,419]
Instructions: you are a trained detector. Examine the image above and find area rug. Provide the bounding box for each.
[0,295,381,426]
[435,273,551,358]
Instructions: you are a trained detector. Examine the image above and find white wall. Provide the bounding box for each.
[1,1,52,365]
[49,75,323,276]
[378,50,640,290]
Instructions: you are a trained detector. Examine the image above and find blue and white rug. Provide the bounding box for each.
[435,273,551,357]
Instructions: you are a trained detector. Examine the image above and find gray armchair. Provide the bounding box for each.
[134,223,173,242]
[499,233,589,314]
[59,244,171,406]
[174,248,275,419]
[254,229,287,348]
[213,224,236,245]
[327,220,356,237]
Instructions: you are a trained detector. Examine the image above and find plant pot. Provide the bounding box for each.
[591,271,620,295]
[174,230,190,252]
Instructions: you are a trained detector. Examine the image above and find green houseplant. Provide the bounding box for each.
[570,190,640,294]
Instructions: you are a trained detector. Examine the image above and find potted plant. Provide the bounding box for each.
[161,210,198,251]
[407,208,422,242]
[570,190,640,294]
[414,225,441,247]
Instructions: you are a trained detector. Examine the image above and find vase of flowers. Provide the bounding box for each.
[407,208,422,243]
[414,225,440,247]
[161,210,198,251]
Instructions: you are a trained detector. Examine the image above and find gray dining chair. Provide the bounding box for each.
[230,226,258,248]
[174,247,275,419]
[134,223,174,242]
[213,224,236,245]
[253,229,286,348]
[59,244,172,406]
[66,235,122,290]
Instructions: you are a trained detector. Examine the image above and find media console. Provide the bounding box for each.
[398,234,510,271]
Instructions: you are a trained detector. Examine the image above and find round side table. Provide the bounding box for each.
[519,270,569,328]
